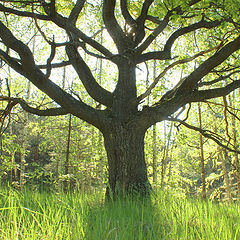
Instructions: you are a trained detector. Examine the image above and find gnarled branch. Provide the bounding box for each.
[68,0,86,24]
[66,44,113,107]
[0,3,50,20]
[136,44,221,104]
[53,13,113,59]
[198,70,240,87]
[136,0,202,55]
[186,80,240,103]
[168,117,240,154]
[0,20,108,129]
[120,0,136,26]
[103,0,133,52]
[163,19,222,58]
[176,36,240,95]
[0,96,69,116]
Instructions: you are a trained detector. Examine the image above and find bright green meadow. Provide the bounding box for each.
[0,188,239,240]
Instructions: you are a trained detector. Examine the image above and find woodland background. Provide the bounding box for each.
[1,73,239,202]
[0,0,240,202]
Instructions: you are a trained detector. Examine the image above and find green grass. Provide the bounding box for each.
[0,188,239,240]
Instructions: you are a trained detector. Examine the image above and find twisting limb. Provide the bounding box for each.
[1,1,113,59]
[167,117,240,154]
[136,12,171,55]
[175,104,191,131]
[32,7,67,47]
[137,0,154,24]
[66,43,113,107]
[68,0,86,24]
[52,13,113,58]
[198,70,240,87]
[136,0,202,55]
[38,61,71,69]
[136,44,222,104]
[176,36,240,95]
[133,0,154,45]
[0,96,69,116]
[185,80,240,103]
[0,2,50,20]
[137,20,223,63]
[120,0,136,27]
[0,21,108,129]
[163,19,222,57]
[46,43,56,78]
[103,0,132,52]
[74,40,109,60]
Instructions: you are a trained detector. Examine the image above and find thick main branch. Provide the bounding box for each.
[66,44,113,107]
[103,0,132,52]
[0,20,107,129]
[0,96,69,116]
[186,81,240,103]
[176,36,240,95]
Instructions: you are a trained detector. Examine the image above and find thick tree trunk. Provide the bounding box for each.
[103,125,150,198]
[101,59,152,198]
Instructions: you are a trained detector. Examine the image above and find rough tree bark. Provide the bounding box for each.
[0,0,240,198]
[104,124,150,197]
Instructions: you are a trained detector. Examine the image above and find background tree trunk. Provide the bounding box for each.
[19,151,25,189]
[64,113,72,191]
[161,121,173,188]
[97,29,105,188]
[152,58,157,184]
[152,124,157,184]
[228,92,240,198]
[219,149,232,202]
[198,102,206,199]
[8,67,17,184]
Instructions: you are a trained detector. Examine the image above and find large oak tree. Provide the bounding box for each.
[0,0,240,197]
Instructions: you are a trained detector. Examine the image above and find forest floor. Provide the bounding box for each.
[0,187,239,240]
